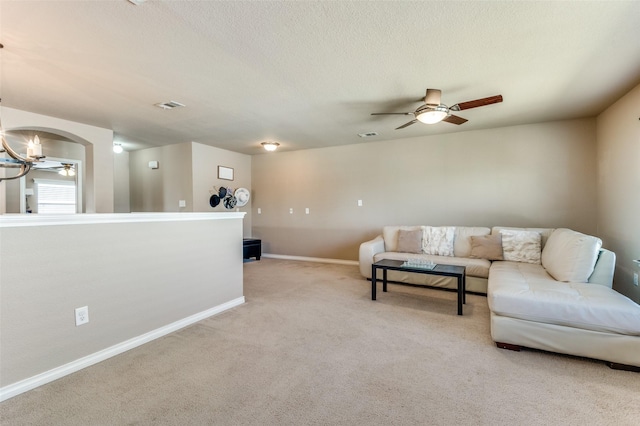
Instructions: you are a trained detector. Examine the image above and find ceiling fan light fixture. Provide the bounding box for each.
[416,106,449,124]
[261,141,280,152]
[58,164,76,177]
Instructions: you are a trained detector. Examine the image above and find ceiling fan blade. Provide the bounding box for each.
[371,112,414,116]
[452,95,503,111]
[424,88,441,106]
[395,119,418,130]
[442,115,468,125]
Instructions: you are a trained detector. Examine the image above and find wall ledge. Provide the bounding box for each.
[0,296,245,402]
[0,212,246,228]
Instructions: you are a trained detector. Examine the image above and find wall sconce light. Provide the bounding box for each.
[261,141,280,152]
[113,143,123,154]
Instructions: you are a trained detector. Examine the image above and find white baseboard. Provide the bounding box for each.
[0,296,245,402]
[262,253,358,266]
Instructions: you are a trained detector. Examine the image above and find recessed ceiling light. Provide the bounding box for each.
[358,132,378,138]
[154,101,185,110]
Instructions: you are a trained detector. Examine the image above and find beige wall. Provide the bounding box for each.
[113,151,131,213]
[129,142,194,212]
[596,83,640,303]
[1,107,114,213]
[252,118,598,260]
[130,142,252,236]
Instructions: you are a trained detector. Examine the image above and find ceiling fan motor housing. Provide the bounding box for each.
[424,88,442,106]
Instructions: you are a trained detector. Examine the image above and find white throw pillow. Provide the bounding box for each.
[541,228,602,282]
[500,229,542,264]
[422,226,455,256]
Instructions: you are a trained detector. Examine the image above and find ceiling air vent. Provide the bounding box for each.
[358,132,378,138]
[155,101,185,110]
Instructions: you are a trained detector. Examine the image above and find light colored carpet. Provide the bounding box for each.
[1,259,639,425]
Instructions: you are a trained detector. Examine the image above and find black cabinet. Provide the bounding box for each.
[243,238,261,260]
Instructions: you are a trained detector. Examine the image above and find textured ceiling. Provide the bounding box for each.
[1,1,639,154]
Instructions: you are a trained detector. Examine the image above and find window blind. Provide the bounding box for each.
[35,180,76,214]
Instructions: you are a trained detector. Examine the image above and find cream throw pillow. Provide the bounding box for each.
[422,226,455,256]
[469,234,504,260]
[541,228,602,282]
[396,229,423,254]
[500,229,542,264]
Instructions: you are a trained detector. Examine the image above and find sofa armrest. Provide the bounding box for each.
[359,235,385,279]
[588,248,616,288]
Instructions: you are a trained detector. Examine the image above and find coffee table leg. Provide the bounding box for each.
[383,269,388,292]
[463,273,466,304]
[371,265,377,300]
[457,275,463,315]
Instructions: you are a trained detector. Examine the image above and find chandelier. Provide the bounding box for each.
[0,119,46,182]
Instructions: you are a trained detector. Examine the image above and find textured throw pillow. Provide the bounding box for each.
[422,226,456,256]
[500,229,542,264]
[396,229,423,254]
[469,234,504,260]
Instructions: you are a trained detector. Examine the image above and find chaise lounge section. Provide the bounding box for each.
[488,228,640,370]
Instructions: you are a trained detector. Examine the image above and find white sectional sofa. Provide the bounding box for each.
[359,225,640,369]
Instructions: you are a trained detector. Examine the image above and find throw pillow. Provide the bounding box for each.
[422,226,456,257]
[469,234,504,260]
[396,229,423,254]
[500,229,542,264]
[541,228,602,282]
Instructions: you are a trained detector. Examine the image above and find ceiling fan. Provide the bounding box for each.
[371,89,503,129]
[34,161,77,176]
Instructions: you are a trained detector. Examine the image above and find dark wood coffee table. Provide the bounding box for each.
[371,259,466,315]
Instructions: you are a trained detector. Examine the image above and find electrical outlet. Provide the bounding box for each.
[634,272,639,287]
[75,306,89,326]
[178,200,186,208]
[357,200,363,207]
[257,208,261,214]
[289,208,293,214]
[305,208,310,214]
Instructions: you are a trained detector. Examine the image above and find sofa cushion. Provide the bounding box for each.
[541,228,602,282]
[453,227,491,257]
[488,261,640,335]
[499,229,542,264]
[374,252,491,279]
[396,229,423,254]
[383,226,421,252]
[422,226,455,256]
[469,234,504,260]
